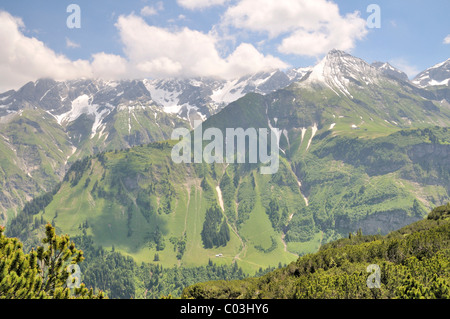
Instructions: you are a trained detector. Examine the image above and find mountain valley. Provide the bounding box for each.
[1,50,450,298]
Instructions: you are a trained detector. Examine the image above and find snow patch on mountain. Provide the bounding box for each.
[210,79,246,105]
[306,124,318,151]
[56,94,91,124]
[143,79,183,113]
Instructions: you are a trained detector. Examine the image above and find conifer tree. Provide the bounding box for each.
[0,224,104,299]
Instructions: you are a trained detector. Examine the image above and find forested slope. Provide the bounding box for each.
[182,204,450,299]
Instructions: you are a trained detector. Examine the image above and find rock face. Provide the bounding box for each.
[408,143,450,163]
[407,143,450,191]
[352,210,419,235]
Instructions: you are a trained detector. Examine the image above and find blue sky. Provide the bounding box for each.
[0,0,449,92]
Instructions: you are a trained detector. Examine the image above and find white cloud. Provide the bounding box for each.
[0,9,289,92]
[0,11,92,92]
[444,34,450,45]
[222,43,288,78]
[65,37,80,49]
[156,1,165,11]
[177,0,228,10]
[0,11,134,91]
[168,14,188,24]
[140,6,158,16]
[91,52,128,80]
[115,14,288,79]
[278,11,367,57]
[140,2,164,17]
[222,0,368,57]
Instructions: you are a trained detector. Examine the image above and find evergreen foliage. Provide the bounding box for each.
[71,233,247,299]
[0,224,104,299]
[201,205,230,249]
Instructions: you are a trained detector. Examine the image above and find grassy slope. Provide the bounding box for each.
[29,125,449,276]
[0,109,75,222]
[37,143,301,274]
[0,102,190,224]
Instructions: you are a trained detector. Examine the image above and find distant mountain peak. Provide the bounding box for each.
[326,48,352,58]
[0,68,309,124]
[413,58,450,88]
[298,50,380,97]
[371,62,409,82]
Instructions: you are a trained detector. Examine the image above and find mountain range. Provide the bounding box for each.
[0,68,311,217]
[1,49,450,278]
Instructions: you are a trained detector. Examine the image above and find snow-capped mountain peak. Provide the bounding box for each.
[142,68,306,121]
[413,58,450,88]
[298,49,380,97]
[0,68,311,126]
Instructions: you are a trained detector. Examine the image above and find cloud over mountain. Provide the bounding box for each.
[0,10,287,92]
[0,11,92,92]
